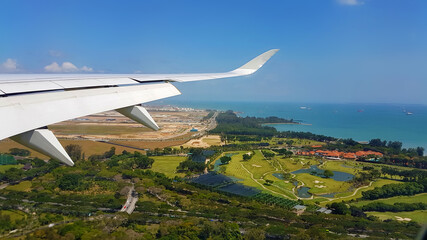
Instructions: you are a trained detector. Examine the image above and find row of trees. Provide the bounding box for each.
[361,202,427,212]
[361,182,426,200]
[210,111,278,137]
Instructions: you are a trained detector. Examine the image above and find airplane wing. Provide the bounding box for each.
[0,49,278,166]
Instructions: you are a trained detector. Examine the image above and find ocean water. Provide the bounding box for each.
[152,100,427,151]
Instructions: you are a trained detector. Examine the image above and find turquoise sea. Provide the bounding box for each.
[152,100,427,152]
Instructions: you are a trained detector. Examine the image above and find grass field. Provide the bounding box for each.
[323,179,401,205]
[6,181,32,192]
[220,151,298,199]
[296,173,352,195]
[320,160,362,174]
[0,210,27,222]
[151,156,187,177]
[366,210,427,224]
[0,139,143,159]
[277,157,318,172]
[0,164,23,173]
[50,124,150,135]
[241,150,276,179]
[352,193,427,207]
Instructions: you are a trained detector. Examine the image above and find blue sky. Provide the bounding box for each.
[1,0,426,104]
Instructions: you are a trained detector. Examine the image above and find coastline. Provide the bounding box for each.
[263,122,312,126]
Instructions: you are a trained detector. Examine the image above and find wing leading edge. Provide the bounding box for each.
[0,49,279,165]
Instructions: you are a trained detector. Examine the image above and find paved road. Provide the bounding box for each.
[120,185,138,214]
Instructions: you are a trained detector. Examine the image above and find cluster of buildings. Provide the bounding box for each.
[297,148,383,160]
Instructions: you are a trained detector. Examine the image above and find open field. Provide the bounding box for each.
[297,173,352,195]
[352,193,427,207]
[322,179,401,205]
[151,156,187,177]
[50,109,210,140]
[220,151,298,199]
[366,210,427,224]
[277,157,318,172]
[0,210,27,222]
[182,135,223,148]
[6,181,32,192]
[0,164,23,173]
[50,123,151,135]
[0,135,194,160]
[321,160,362,174]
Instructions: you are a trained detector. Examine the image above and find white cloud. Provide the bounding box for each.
[0,58,18,72]
[337,0,363,6]
[80,66,93,72]
[44,61,93,73]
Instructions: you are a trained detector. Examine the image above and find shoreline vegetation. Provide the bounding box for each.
[263,122,312,126]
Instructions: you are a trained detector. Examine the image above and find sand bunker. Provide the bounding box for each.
[395,216,412,221]
[314,180,324,184]
[252,164,262,168]
[314,185,326,188]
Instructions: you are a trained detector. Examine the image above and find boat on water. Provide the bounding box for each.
[406,112,413,115]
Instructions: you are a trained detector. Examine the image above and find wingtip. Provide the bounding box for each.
[235,49,279,73]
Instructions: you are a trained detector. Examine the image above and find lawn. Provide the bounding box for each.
[0,139,143,159]
[151,156,187,177]
[295,173,352,195]
[0,210,27,222]
[6,181,32,192]
[277,157,318,172]
[241,150,276,179]
[322,179,401,205]
[221,151,298,199]
[223,151,259,188]
[0,164,23,173]
[366,210,427,224]
[49,123,150,135]
[352,193,427,207]
[320,160,361,174]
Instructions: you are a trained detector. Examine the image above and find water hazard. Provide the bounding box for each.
[291,165,354,198]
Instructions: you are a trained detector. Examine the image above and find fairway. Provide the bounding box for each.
[296,173,352,195]
[321,160,361,174]
[6,181,32,192]
[0,164,23,173]
[366,210,427,224]
[323,179,401,205]
[353,193,427,207]
[0,210,27,222]
[151,156,187,177]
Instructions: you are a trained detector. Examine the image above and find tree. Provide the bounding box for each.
[58,174,82,191]
[220,156,232,164]
[9,148,30,156]
[323,170,334,178]
[244,228,265,240]
[103,147,116,159]
[2,167,24,181]
[65,144,82,161]
[242,154,251,161]
[330,202,349,215]
[134,154,154,169]
[416,147,424,156]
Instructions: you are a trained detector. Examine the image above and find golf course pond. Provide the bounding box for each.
[291,165,355,198]
[291,165,354,181]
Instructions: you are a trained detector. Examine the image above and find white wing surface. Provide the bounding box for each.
[0,49,278,165]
